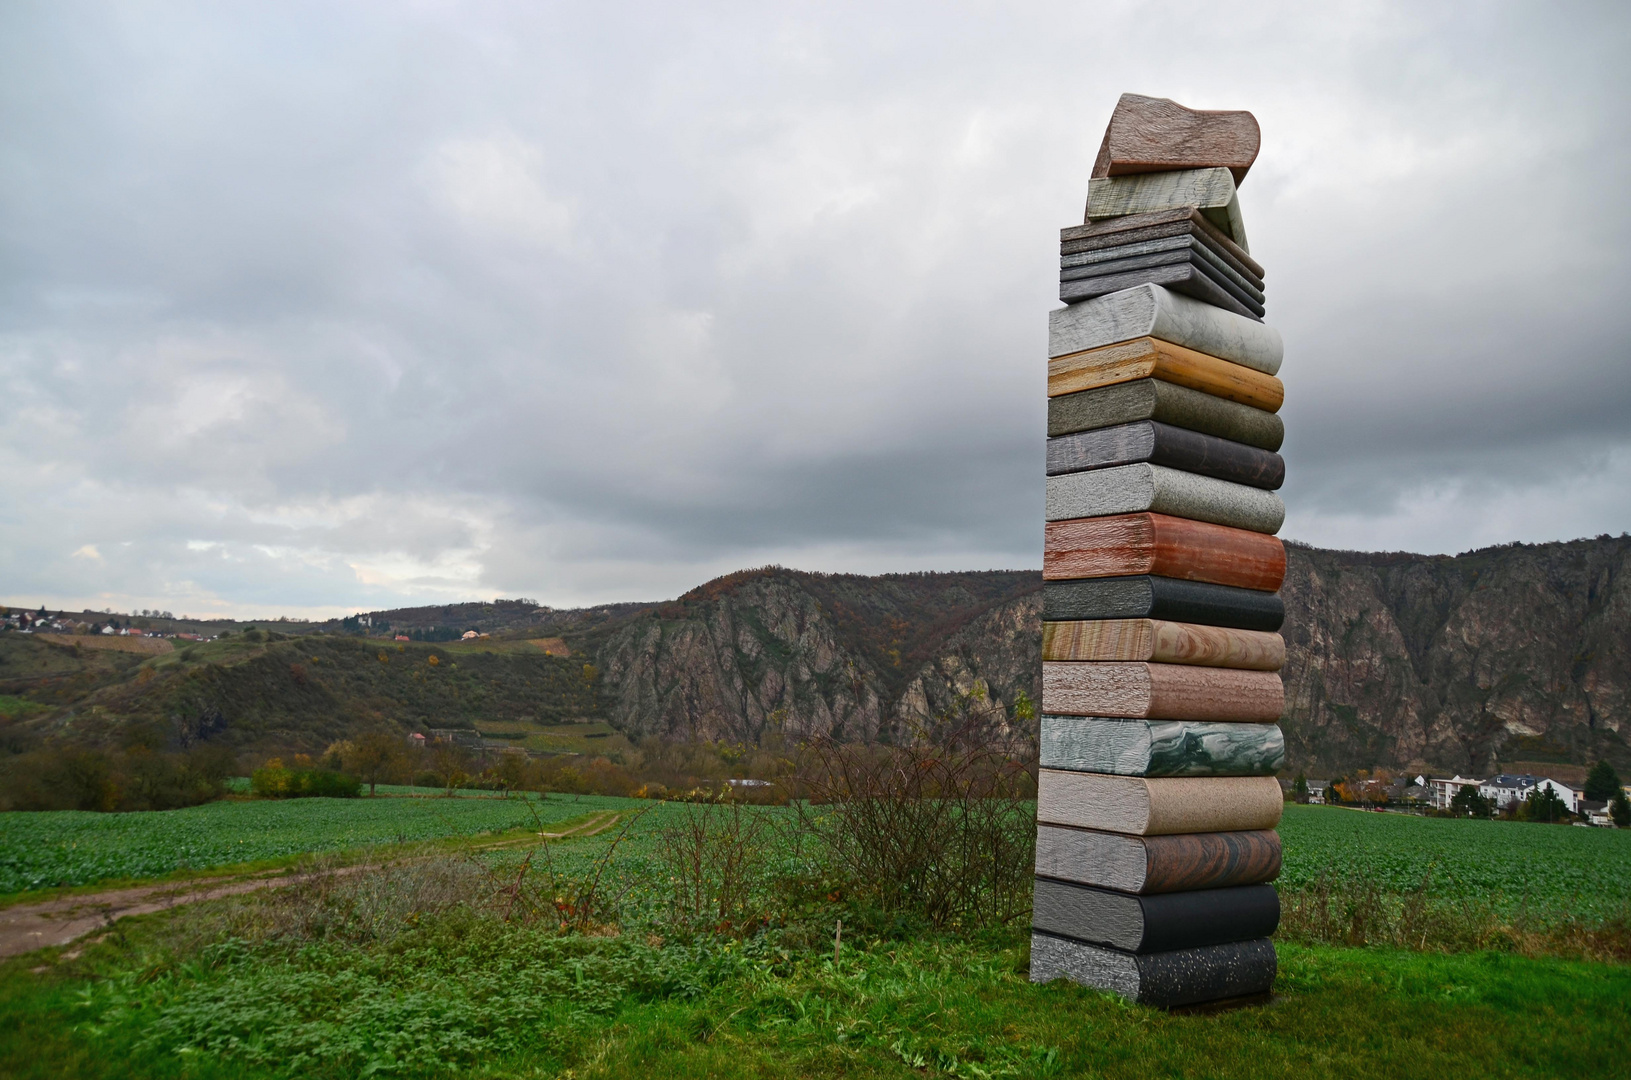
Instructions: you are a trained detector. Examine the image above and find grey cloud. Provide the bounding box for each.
[2,0,1629,616]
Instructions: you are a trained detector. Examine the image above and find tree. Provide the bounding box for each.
[1451,783,1490,818]
[1584,760,1623,803]
[344,731,408,796]
[1294,773,1309,803]
[1611,791,1630,828]
[1522,784,1569,824]
[428,740,471,795]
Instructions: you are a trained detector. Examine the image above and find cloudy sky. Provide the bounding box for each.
[3,1,1629,619]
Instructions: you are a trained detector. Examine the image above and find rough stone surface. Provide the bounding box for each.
[1045,464,1286,533]
[1030,933,1278,1007]
[1048,283,1282,372]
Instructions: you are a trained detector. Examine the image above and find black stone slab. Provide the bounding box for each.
[1060,256,1265,318]
[1032,878,1280,953]
[1043,576,1284,631]
[1049,380,1285,452]
[1047,420,1284,489]
[1061,208,1264,282]
[1061,236,1264,301]
[1030,932,1278,1008]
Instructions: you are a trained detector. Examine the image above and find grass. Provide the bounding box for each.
[0,793,649,898]
[0,888,1625,1079]
[1277,804,1631,920]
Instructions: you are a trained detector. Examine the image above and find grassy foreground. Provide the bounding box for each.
[1,915,1624,1079]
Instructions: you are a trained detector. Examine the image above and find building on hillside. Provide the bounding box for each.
[1480,774,1539,809]
[1582,801,1613,827]
[1427,776,1484,809]
[407,733,426,748]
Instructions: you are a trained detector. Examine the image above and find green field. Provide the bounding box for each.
[0,793,639,895]
[1277,804,1631,919]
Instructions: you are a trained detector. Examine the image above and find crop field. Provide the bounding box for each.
[1276,804,1631,918]
[0,793,642,895]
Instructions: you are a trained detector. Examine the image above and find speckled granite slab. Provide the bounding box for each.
[1046,421,1284,490]
[1042,576,1284,631]
[1032,879,1280,953]
[1030,932,1277,1007]
[1045,463,1286,533]
[1049,283,1281,373]
[1049,380,1284,452]
[1040,716,1285,776]
[1034,826,1282,894]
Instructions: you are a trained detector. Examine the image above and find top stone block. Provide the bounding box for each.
[1092,94,1261,185]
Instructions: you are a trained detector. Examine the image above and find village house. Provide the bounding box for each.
[1427,775,1484,810]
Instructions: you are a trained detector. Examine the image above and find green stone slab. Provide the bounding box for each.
[1040,716,1284,776]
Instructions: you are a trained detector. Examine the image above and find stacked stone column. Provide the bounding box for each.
[1028,95,1287,1009]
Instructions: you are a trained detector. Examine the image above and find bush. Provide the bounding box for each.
[251,760,361,798]
[0,744,236,811]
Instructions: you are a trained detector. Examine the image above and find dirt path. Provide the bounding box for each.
[0,810,624,960]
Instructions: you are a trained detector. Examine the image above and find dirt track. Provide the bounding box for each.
[0,810,624,960]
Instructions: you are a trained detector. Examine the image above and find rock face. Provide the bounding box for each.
[1278,537,1631,775]
[589,568,1041,745]
[587,537,1631,775]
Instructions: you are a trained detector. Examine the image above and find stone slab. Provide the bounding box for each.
[1061,260,1263,320]
[1062,207,1263,281]
[1033,826,1282,894]
[1032,878,1280,953]
[1049,337,1282,413]
[1091,93,1261,185]
[1048,283,1282,373]
[1036,771,1285,835]
[1042,576,1284,631]
[1042,619,1284,670]
[1041,662,1284,721]
[1062,235,1265,303]
[1029,932,1278,1008]
[1045,464,1286,534]
[1050,380,1284,451]
[1044,512,1286,591]
[1040,716,1284,776]
[1047,421,1284,490]
[1086,168,1248,251]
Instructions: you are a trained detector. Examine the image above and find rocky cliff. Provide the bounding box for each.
[584,537,1631,775]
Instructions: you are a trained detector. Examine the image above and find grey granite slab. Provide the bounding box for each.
[1061,236,1264,300]
[1042,576,1284,631]
[1045,463,1286,533]
[1039,716,1285,777]
[1060,262,1264,320]
[1061,208,1263,280]
[1048,283,1282,373]
[1049,380,1285,452]
[1029,932,1278,1007]
[1046,421,1285,490]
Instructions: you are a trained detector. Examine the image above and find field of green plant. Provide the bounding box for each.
[1276,805,1631,918]
[0,792,637,895]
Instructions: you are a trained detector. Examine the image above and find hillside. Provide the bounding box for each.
[3,537,1629,775]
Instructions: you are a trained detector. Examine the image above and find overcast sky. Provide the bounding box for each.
[3,1,1629,619]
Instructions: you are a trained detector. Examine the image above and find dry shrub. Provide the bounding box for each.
[792,695,1035,930]
[658,796,774,936]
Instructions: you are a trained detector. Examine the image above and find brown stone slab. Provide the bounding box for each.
[1091,93,1261,184]
[1042,619,1284,670]
[1049,337,1283,412]
[1036,771,1285,835]
[1043,512,1286,591]
[1034,826,1283,893]
[1041,661,1284,720]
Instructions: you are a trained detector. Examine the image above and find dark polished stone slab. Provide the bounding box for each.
[1047,420,1284,489]
[1030,932,1278,1007]
[1042,576,1284,631]
[1049,380,1284,452]
[1032,878,1280,952]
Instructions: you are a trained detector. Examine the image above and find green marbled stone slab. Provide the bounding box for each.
[1040,715,1284,777]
